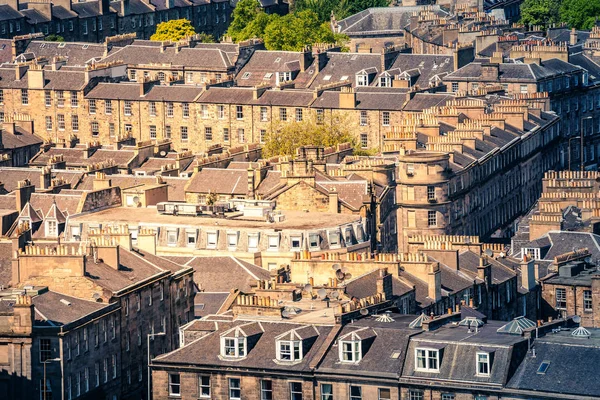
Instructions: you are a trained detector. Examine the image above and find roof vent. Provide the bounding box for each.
[458,316,484,328]
[375,313,395,323]
[409,313,428,329]
[60,299,72,306]
[571,326,591,338]
[497,316,536,335]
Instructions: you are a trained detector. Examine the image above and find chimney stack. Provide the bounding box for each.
[428,263,442,302]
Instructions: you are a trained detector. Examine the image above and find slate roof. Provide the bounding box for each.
[76,174,188,202]
[0,242,12,286]
[445,60,583,82]
[402,320,527,385]
[309,52,380,89]
[185,168,248,195]
[507,329,600,397]
[0,5,23,22]
[318,314,418,377]
[1,129,43,150]
[30,147,137,168]
[194,292,230,317]
[336,6,447,35]
[185,256,270,292]
[33,290,112,327]
[236,50,316,88]
[21,41,104,66]
[102,45,233,71]
[154,318,334,373]
[344,269,413,299]
[0,167,85,193]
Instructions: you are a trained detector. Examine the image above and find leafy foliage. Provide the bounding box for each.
[227,0,348,49]
[262,116,358,158]
[519,0,561,27]
[196,32,216,43]
[559,0,600,29]
[295,0,389,21]
[150,19,197,41]
[44,34,65,42]
[263,11,344,51]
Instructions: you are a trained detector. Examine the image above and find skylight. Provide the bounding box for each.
[323,75,332,81]
[571,326,591,337]
[264,72,273,79]
[241,72,251,79]
[340,75,349,81]
[537,361,550,375]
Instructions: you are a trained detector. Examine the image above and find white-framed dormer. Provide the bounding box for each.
[355,224,365,243]
[219,324,263,360]
[220,335,246,358]
[185,229,197,248]
[247,232,259,252]
[275,329,304,362]
[379,71,392,88]
[227,231,239,251]
[308,233,320,250]
[289,233,303,251]
[328,230,341,249]
[476,351,493,376]
[338,331,363,363]
[206,231,218,249]
[267,233,279,251]
[167,229,178,247]
[356,70,369,87]
[45,219,58,237]
[414,346,443,372]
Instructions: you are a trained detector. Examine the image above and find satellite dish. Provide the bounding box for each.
[341,266,349,274]
[330,291,339,299]
[573,315,582,324]
[160,150,167,157]
[332,263,341,271]
[336,270,346,280]
[303,284,313,293]
[345,273,352,280]
[282,310,290,318]
[484,249,493,257]
[317,288,327,299]
[359,308,368,316]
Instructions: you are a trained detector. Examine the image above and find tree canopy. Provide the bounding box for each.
[150,18,197,41]
[44,34,65,42]
[294,0,390,21]
[262,117,359,158]
[519,0,560,27]
[227,0,348,49]
[558,0,600,29]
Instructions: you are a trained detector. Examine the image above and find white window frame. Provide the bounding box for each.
[415,348,440,372]
[221,337,246,358]
[476,352,490,376]
[169,373,181,397]
[277,340,302,361]
[339,340,361,363]
[206,231,218,249]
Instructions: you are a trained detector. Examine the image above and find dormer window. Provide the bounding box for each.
[277,340,302,361]
[356,74,368,87]
[379,76,391,87]
[340,339,361,362]
[477,352,491,376]
[415,348,440,372]
[46,220,57,237]
[221,337,246,358]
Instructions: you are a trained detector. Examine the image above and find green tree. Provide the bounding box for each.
[45,34,65,42]
[196,32,216,43]
[235,12,278,42]
[295,0,389,21]
[227,0,263,42]
[520,0,560,27]
[262,116,358,158]
[150,18,196,41]
[263,10,345,50]
[559,0,600,29]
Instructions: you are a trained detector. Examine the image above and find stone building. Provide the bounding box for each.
[0,0,233,42]
[0,291,122,400]
[6,229,195,400]
[389,98,560,248]
[150,310,596,400]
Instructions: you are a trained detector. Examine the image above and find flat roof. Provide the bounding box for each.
[69,206,362,230]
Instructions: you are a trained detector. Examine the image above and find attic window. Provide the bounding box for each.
[277,340,302,361]
[415,348,440,372]
[264,72,273,79]
[476,352,491,376]
[274,57,281,63]
[390,351,402,359]
[82,44,89,49]
[339,338,361,363]
[323,75,332,81]
[537,361,550,374]
[221,337,246,358]
[356,74,368,87]
[351,55,358,61]
[340,75,349,81]
[58,43,66,48]
[241,72,251,80]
